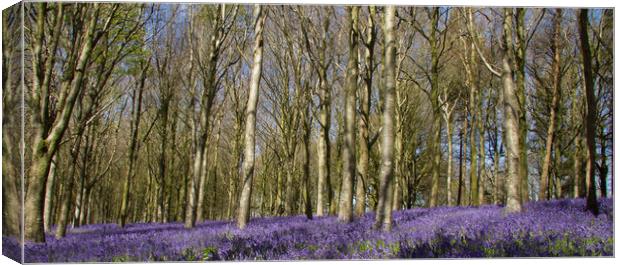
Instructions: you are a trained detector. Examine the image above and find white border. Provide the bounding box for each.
[0,1,617,265]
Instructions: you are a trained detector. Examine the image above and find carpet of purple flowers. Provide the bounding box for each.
[3,198,613,262]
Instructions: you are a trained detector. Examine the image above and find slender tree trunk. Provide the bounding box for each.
[55,177,74,239]
[578,9,599,215]
[237,5,266,229]
[598,131,608,198]
[120,60,148,228]
[374,5,396,231]
[554,140,563,199]
[338,6,359,223]
[43,155,57,232]
[316,76,331,217]
[80,186,91,226]
[469,97,478,206]
[478,117,486,205]
[303,103,313,219]
[501,9,522,213]
[493,127,501,204]
[515,8,529,204]
[392,125,402,211]
[457,127,464,206]
[356,6,376,217]
[574,135,585,198]
[429,7,441,208]
[196,146,209,222]
[539,9,562,201]
[445,115,454,206]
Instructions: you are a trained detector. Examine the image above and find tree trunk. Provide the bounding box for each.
[457,127,464,206]
[237,5,266,229]
[429,7,441,208]
[80,186,91,226]
[515,8,529,204]
[501,9,522,213]
[539,9,562,201]
[338,6,359,223]
[356,6,376,217]
[574,134,585,198]
[43,155,57,232]
[578,9,599,215]
[303,101,313,219]
[553,140,563,199]
[374,5,396,231]
[185,5,224,227]
[196,145,209,222]
[478,117,486,205]
[316,77,331,217]
[120,59,148,228]
[598,131,608,198]
[469,94,478,206]
[55,178,74,239]
[446,114,454,206]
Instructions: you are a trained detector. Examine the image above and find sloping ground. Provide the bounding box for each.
[5,198,613,262]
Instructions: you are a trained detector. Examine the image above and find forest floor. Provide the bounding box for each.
[4,198,614,262]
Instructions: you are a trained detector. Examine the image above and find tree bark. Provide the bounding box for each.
[120,60,148,228]
[514,8,529,204]
[478,115,486,205]
[316,79,331,217]
[578,9,599,215]
[356,6,376,217]
[338,6,359,223]
[43,155,57,232]
[429,7,441,208]
[445,112,454,206]
[303,95,313,220]
[237,5,266,229]
[374,5,396,231]
[500,8,522,213]
[539,9,562,201]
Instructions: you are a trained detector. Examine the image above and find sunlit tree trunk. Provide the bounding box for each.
[500,9,522,213]
[374,5,396,231]
[237,5,266,229]
[539,9,562,201]
[43,155,57,232]
[514,8,529,204]
[338,6,359,223]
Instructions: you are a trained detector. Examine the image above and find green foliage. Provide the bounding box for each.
[111,255,135,262]
[181,248,197,261]
[201,246,218,261]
